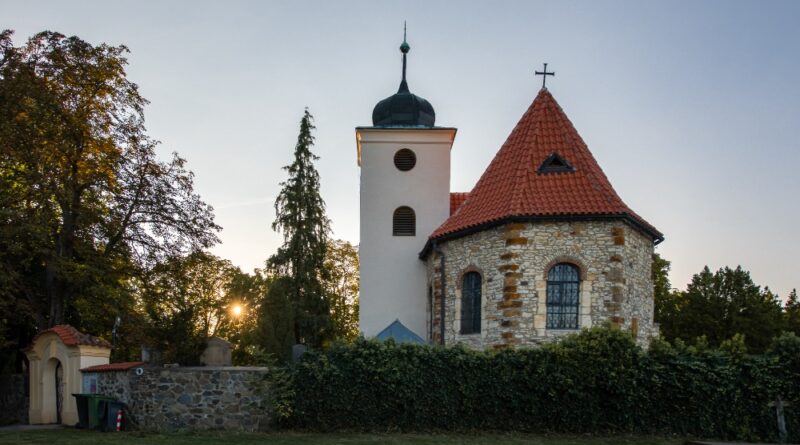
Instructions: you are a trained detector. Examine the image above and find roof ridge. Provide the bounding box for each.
[26,324,112,351]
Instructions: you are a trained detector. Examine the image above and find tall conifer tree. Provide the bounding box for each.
[786,289,800,335]
[268,109,332,347]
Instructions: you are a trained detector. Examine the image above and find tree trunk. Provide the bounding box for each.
[46,161,81,327]
[45,258,63,327]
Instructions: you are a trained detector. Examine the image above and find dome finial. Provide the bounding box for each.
[371,23,435,127]
[400,21,410,54]
[398,22,410,93]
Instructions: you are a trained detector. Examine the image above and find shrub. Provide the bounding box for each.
[272,327,798,442]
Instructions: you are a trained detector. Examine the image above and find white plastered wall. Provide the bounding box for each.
[357,127,456,338]
[25,333,110,425]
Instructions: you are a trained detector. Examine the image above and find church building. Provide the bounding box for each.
[357,35,663,348]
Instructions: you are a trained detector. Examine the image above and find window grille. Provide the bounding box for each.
[460,272,482,334]
[546,263,580,329]
[394,148,417,171]
[393,206,415,236]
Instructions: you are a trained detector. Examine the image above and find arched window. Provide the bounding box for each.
[546,263,580,329]
[393,206,415,236]
[460,272,481,334]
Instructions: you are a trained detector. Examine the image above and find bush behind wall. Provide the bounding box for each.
[276,328,800,442]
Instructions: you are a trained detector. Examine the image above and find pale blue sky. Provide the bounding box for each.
[5,1,800,298]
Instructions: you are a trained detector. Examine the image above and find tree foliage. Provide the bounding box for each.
[0,30,218,329]
[0,30,219,366]
[255,276,296,363]
[220,268,270,364]
[652,253,672,301]
[656,265,785,353]
[324,240,359,342]
[255,239,359,363]
[267,109,331,347]
[785,289,800,335]
[134,251,267,365]
[652,253,680,330]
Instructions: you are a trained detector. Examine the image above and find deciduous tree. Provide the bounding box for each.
[217,268,270,364]
[137,251,238,364]
[658,266,784,353]
[0,30,219,342]
[324,240,359,341]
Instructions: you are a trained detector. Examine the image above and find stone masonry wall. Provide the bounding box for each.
[93,367,270,431]
[427,220,655,348]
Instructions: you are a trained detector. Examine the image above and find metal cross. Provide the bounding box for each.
[535,63,555,88]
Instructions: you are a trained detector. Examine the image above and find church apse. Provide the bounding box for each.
[426,221,656,349]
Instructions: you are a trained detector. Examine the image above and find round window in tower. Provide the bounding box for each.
[393,148,417,171]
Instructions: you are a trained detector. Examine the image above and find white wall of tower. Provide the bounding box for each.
[357,127,456,339]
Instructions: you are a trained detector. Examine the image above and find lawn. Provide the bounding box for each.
[0,429,686,445]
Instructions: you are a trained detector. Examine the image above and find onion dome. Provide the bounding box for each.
[372,27,436,127]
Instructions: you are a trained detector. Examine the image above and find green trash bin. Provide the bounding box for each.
[88,395,116,430]
[72,394,90,428]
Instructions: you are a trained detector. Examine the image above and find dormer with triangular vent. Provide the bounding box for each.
[538,153,575,174]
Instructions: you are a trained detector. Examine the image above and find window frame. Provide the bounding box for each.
[392,206,416,236]
[545,263,581,330]
[537,152,575,174]
[460,271,482,335]
[393,148,417,171]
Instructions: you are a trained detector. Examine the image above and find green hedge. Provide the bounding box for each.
[274,328,800,442]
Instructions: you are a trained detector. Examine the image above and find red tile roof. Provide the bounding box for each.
[81,361,145,373]
[429,88,661,244]
[449,192,470,216]
[27,324,111,350]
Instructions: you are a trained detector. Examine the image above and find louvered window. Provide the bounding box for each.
[392,206,415,236]
[460,272,482,334]
[394,148,417,171]
[546,263,581,329]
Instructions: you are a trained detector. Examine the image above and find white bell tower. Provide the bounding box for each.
[356,30,456,339]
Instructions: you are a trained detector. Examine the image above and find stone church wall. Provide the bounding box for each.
[426,220,655,348]
[93,367,270,431]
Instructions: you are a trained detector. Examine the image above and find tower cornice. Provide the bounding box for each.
[355,127,456,166]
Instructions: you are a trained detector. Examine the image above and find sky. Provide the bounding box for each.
[5,1,800,299]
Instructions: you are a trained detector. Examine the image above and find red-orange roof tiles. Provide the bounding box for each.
[27,324,111,350]
[81,361,145,373]
[449,192,470,216]
[430,88,661,242]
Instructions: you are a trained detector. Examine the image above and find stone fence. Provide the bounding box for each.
[91,366,270,431]
[0,374,28,425]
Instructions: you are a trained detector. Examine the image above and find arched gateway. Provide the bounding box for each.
[24,325,111,425]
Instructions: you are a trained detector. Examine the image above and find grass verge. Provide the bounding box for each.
[0,429,686,445]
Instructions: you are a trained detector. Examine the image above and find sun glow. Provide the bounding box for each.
[231,304,243,317]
